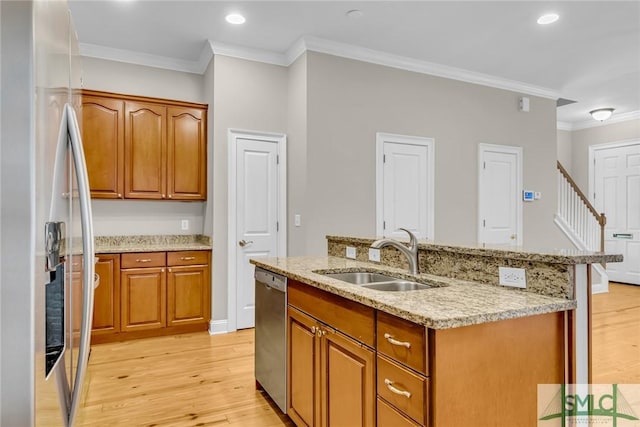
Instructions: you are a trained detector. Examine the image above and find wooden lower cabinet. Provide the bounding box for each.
[121,266,167,332]
[93,254,120,335]
[92,250,211,343]
[167,263,211,327]
[286,278,566,427]
[288,304,375,427]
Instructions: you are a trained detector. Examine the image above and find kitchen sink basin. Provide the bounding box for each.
[321,271,433,291]
[323,271,399,285]
[362,281,432,291]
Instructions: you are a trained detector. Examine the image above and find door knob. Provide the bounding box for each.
[238,239,254,247]
[510,234,517,240]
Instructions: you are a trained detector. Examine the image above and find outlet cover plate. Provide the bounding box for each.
[368,248,381,262]
[498,267,526,288]
[346,246,356,259]
[181,219,189,230]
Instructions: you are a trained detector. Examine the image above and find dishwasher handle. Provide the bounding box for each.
[255,268,287,292]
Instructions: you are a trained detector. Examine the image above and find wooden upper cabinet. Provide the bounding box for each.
[81,90,207,201]
[125,101,167,199]
[81,95,124,199]
[167,107,207,200]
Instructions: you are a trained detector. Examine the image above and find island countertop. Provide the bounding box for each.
[251,256,576,329]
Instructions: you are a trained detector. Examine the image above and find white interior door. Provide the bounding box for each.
[594,142,640,285]
[235,136,280,329]
[376,133,434,240]
[478,144,522,245]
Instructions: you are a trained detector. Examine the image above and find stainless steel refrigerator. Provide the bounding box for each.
[1,1,96,425]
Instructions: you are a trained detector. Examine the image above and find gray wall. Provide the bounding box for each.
[210,55,288,322]
[570,119,640,192]
[302,52,568,255]
[557,129,573,174]
[80,57,206,236]
[287,54,308,256]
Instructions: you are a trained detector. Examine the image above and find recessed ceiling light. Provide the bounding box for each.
[537,13,559,25]
[225,13,246,25]
[346,9,364,19]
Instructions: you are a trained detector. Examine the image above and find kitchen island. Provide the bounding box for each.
[251,236,621,427]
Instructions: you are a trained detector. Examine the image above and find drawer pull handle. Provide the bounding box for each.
[136,259,152,263]
[311,326,317,334]
[180,256,196,261]
[384,379,411,398]
[384,333,411,349]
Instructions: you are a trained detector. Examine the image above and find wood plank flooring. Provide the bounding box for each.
[592,282,640,383]
[78,283,639,426]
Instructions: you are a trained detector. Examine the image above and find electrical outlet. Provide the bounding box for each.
[181,219,189,231]
[498,267,526,288]
[369,248,381,262]
[345,246,356,259]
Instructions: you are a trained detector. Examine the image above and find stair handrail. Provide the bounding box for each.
[556,161,607,255]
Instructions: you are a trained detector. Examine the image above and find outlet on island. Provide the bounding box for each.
[498,266,526,288]
[345,246,357,259]
[368,248,381,262]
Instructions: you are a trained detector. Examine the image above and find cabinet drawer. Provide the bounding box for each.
[377,311,428,375]
[288,279,375,347]
[167,250,209,266]
[377,398,421,427]
[377,355,428,425]
[121,252,166,268]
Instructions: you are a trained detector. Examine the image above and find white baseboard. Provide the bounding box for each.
[209,319,228,335]
[592,281,609,294]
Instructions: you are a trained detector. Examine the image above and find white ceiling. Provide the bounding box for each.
[68,1,640,127]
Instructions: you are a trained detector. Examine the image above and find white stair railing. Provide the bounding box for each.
[556,161,606,254]
[555,161,609,292]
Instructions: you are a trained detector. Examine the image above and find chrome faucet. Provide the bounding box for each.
[370,228,420,275]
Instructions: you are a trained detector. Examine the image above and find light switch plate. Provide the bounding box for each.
[294,214,301,227]
[499,267,526,288]
[346,246,356,259]
[368,248,381,262]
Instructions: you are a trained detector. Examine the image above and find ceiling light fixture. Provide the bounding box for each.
[537,13,559,25]
[590,108,615,122]
[225,13,246,25]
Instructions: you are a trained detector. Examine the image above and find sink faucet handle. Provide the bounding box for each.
[396,228,418,250]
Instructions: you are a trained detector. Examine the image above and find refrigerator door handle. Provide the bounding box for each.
[65,104,95,427]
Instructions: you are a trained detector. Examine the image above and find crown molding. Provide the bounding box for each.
[208,41,288,66]
[558,110,640,131]
[292,36,560,100]
[79,43,204,74]
[557,121,573,131]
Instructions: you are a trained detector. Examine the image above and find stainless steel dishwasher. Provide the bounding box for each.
[254,268,287,413]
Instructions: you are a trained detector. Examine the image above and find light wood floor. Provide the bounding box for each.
[78,283,639,426]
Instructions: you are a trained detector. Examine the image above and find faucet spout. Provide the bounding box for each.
[371,228,419,275]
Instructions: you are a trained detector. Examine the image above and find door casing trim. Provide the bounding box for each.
[227,128,287,332]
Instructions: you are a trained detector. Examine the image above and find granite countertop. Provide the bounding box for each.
[328,235,623,265]
[251,256,576,330]
[95,235,212,253]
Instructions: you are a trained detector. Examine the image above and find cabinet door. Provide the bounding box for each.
[124,101,166,199]
[121,267,166,331]
[92,254,120,335]
[321,329,375,427]
[167,264,210,327]
[81,96,124,199]
[288,307,321,427]
[167,106,207,200]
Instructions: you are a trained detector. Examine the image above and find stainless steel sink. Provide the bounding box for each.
[362,281,432,291]
[323,272,399,285]
[321,271,433,291]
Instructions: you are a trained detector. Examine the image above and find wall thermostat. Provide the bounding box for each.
[523,191,534,201]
